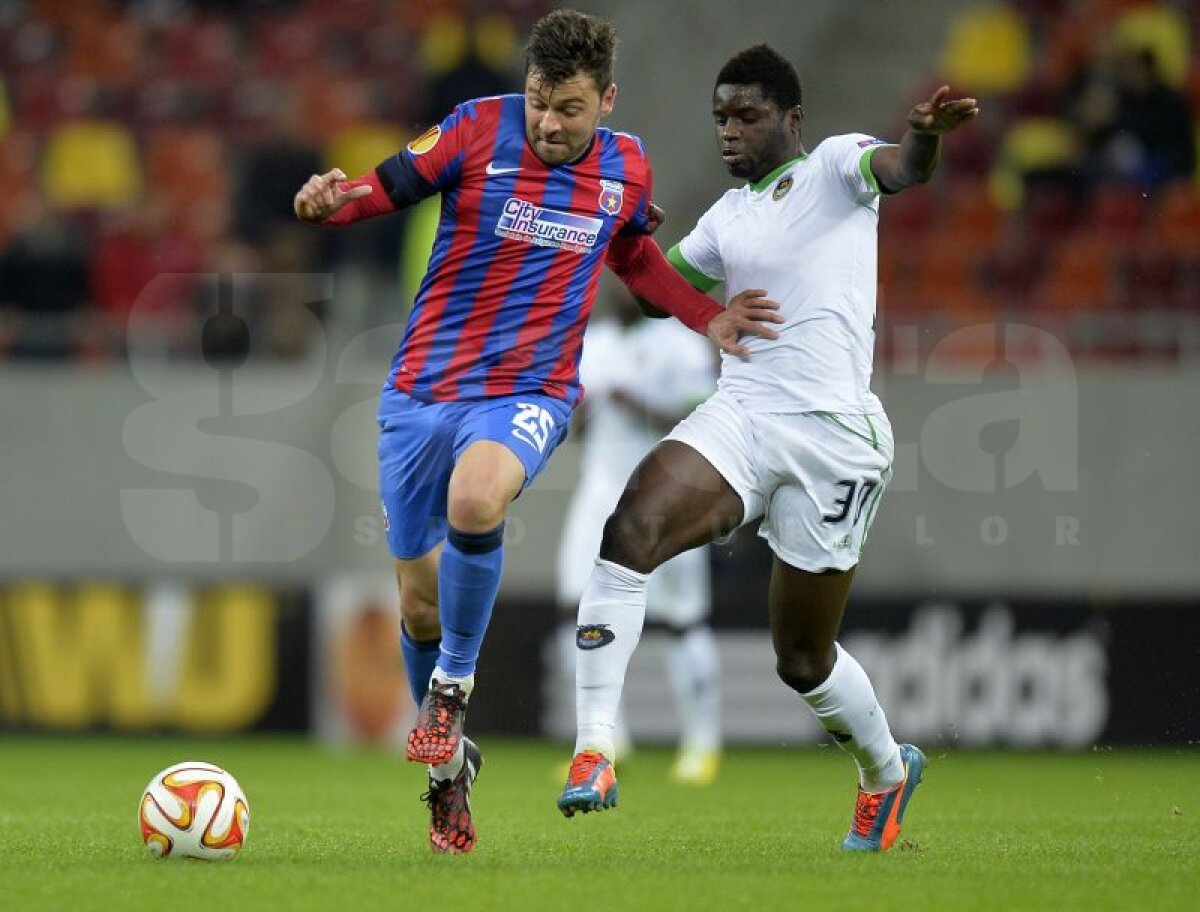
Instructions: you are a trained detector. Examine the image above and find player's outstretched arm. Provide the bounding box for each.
[294,168,392,225]
[870,85,980,193]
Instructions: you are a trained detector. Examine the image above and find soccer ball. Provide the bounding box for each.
[138,761,250,860]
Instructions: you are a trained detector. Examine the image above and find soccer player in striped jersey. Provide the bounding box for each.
[559,45,978,852]
[294,10,780,854]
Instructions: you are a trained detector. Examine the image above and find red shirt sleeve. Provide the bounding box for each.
[606,233,722,334]
[312,99,485,226]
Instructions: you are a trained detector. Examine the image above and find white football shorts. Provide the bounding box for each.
[665,390,894,572]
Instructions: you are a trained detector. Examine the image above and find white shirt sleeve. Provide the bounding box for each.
[672,197,728,289]
[821,133,895,203]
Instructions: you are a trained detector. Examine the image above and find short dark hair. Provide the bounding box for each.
[715,44,802,110]
[525,9,617,92]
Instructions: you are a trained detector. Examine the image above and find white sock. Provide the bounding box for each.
[801,642,903,792]
[560,619,631,756]
[574,558,649,760]
[429,739,465,784]
[431,669,474,697]
[665,625,721,753]
[612,700,632,759]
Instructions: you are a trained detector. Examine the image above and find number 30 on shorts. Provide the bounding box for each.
[511,402,556,454]
[822,479,883,526]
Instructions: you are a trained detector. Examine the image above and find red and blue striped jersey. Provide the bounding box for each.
[374,94,653,405]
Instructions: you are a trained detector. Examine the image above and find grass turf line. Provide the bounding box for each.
[1,737,1197,911]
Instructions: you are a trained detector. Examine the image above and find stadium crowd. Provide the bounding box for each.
[878,0,1200,362]
[0,0,1196,363]
[0,0,543,360]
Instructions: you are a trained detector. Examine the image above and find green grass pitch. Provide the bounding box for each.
[2,737,1197,911]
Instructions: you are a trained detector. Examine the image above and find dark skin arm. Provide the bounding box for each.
[870,85,980,193]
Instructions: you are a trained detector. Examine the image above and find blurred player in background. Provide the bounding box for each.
[558,45,978,852]
[556,290,721,785]
[294,10,780,854]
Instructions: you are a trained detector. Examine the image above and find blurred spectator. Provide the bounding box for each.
[89,196,204,357]
[0,76,10,136]
[976,225,1044,312]
[235,90,323,247]
[990,115,1082,210]
[249,229,326,361]
[1075,47,1196,190]
[939,4,1033,96]
[420,12,519,122]
[0,192,89,359]
[40,82,141,209]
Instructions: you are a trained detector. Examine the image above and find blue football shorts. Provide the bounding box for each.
[377,386,572,560]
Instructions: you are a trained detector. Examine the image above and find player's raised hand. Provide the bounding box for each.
[293,169,373,222]
[907,85,979,135]
[707,288,784,357]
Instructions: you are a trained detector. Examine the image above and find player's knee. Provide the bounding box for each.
[599,509,670,573]
[776,647,835,694]
[446,485,508,532]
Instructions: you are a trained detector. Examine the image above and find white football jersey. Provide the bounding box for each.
[557,316,716,616]
[577,317,716,490]
[671,133,892,414]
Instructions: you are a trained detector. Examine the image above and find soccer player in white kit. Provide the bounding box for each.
[556,294,721,784]
[557,45,979,851]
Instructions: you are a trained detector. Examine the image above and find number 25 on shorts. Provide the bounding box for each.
[511,402,556,454]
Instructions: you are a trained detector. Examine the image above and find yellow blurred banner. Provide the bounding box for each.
[0,582,310,733]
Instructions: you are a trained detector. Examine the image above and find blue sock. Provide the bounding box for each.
[436,523,505,678]
[400,625,441,705]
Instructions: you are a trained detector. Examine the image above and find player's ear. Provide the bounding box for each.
[788,105,804,132]
[600,82,617,117]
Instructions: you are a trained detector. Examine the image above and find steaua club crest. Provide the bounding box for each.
[598,179,624,215]
[772,176,793,201]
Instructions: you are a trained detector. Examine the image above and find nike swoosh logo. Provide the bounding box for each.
[486,162,521,175]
